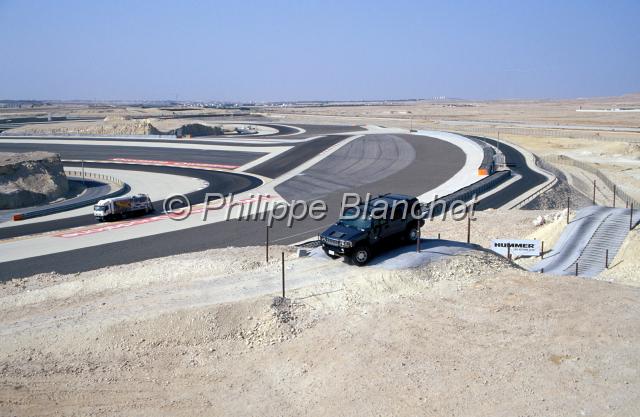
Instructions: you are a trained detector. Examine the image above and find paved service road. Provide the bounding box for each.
[279,124,367,137]
[0,133,466,279]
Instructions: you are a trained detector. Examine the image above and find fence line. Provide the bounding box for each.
[544,155,640,208]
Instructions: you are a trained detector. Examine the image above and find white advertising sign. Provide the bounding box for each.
[491,239,541,257]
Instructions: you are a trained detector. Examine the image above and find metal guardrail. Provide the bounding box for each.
[510,178,557,209]
[64,170,125,186]
[421,170,512,217]
[465,136,498,174]
[12,173,129,221]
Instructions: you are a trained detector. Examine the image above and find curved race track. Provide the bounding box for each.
[0,162,262,240]
[466,135,548,209]
[0,132,466,279]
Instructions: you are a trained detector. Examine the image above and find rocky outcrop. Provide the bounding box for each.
[172,123,224,137]
[0,152,69,209]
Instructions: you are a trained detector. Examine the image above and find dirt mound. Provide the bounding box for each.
[174,123,224,137]
[0,152,69,209]
[523,180,592,209]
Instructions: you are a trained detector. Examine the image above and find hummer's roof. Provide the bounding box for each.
[344,194,419,216]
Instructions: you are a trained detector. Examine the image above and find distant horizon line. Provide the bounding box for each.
[1,92,639,105]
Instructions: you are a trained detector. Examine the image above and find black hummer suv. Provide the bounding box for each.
[319,194,425,266]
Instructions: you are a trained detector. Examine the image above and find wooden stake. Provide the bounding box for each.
[281,252,285,299]
[466,209,471,244]
[265,224,270,263]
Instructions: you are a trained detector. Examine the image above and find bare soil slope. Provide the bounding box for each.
[1,245,639,416]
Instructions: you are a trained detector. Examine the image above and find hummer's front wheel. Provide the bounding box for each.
[406,223,419,242]
[351,246,371,266]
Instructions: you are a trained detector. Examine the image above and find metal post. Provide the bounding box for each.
[567,197,570,224]
[438,232,441,240]
[631,203,634,230]
[416,225,421,253]
[541,267,544,274]
[265,224,269,263]
[281,251,285,299]
[575,262,579,276]
[541,241,544,259]
[466,208,471,244]
[507,244,511,260]
[592,180,596,205]
[605,249,609,269]
[82,160,85,185]
[613,185,617,208]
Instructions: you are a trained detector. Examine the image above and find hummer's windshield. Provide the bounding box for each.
[338,216,371,230]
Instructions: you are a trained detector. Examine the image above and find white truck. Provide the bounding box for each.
[93,194,154,221]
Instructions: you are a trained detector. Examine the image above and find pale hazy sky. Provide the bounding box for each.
[1,0,639,101]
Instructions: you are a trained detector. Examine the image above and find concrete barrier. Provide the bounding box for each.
[421,170,512,217]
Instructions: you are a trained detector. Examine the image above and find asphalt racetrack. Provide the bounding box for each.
[0,162,262,240]
[0,131,467,279]
[466,136,548,209]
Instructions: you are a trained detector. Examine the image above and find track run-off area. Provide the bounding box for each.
[0,123,544,279]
